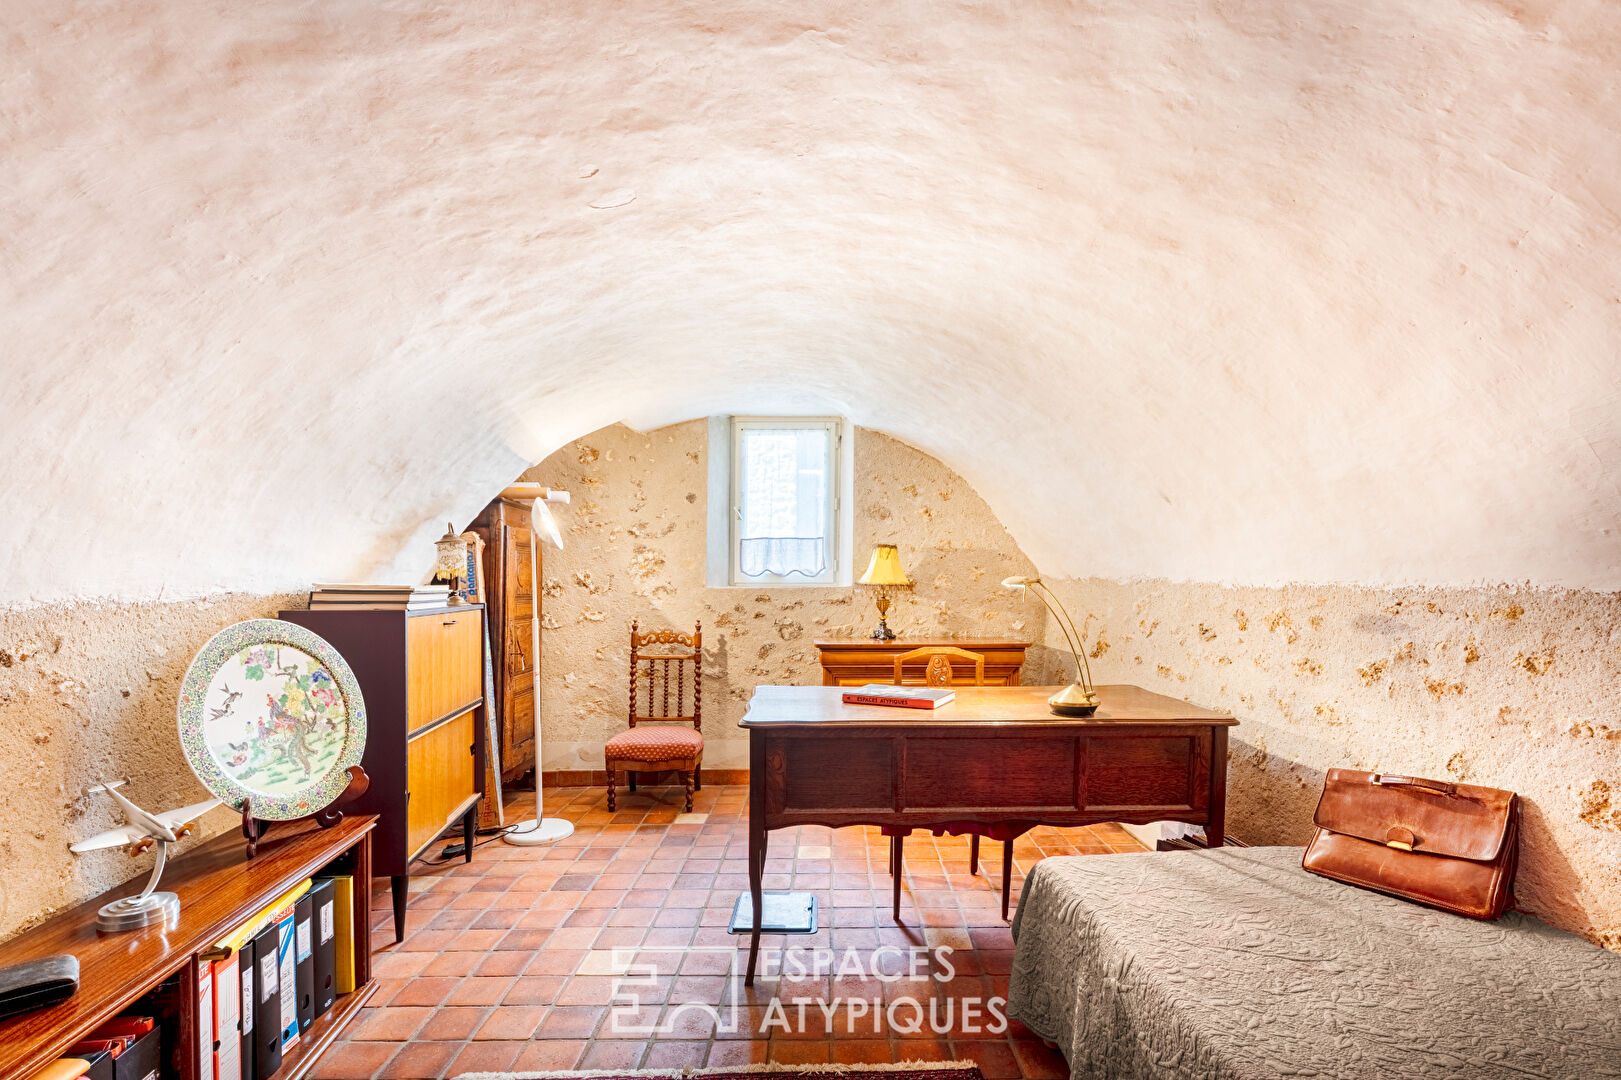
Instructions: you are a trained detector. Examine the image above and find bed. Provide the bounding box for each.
[1007,846,1621,1079]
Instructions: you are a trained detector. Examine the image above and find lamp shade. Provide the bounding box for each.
[857,544,912,587]
[435,522,466,578]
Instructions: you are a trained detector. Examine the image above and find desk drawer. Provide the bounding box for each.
[902,735,1076,809]
[406,708,478,856]
[768,734,893,812]
[407,609,482,729]
[1083,733,1207,812]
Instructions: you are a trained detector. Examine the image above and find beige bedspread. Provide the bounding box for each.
[1007,846,1621,1079]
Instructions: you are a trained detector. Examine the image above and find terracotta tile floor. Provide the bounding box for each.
[316,785,1146,1079]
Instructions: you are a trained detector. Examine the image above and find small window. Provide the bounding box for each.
[729,417,841,585]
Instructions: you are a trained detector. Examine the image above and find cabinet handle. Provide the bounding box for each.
[443,619,458,626]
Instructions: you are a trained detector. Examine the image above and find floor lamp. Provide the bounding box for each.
[504,487,575,846]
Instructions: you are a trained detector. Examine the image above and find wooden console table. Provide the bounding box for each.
[0,815,375,1080]
[740,684,1234,982]
[813,638,1030,685]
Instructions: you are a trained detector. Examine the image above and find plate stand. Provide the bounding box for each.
[240,765,371,858]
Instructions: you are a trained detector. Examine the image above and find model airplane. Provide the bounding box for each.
[69,780,221,858]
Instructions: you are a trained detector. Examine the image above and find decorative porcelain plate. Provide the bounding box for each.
[178,619,367,821]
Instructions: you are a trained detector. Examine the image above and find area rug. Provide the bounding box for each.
[456,1060,986,1080]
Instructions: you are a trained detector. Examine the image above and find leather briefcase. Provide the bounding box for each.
[1302,768,1519,920]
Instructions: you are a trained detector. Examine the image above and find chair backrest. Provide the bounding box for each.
[628,620,702,730]
[892,646,985,687]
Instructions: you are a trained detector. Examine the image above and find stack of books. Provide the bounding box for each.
[308,584,450,611]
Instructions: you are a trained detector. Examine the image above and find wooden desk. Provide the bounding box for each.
[813,638,1030,686]
[739,684,1235,982]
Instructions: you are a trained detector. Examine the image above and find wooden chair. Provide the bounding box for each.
[606,621,703,813]
[884,646,1018,921]
[892,645,985,687]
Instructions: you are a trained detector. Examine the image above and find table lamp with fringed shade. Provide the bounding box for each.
[434,523,467,604]
[857,543,912,640]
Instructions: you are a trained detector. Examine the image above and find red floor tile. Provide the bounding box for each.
[319,785,1143,1077]
[376,1040,460,1079]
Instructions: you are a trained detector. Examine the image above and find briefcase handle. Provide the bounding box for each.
[1372,773,1457,796]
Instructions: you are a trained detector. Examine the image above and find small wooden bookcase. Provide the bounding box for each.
[0,815,376,1080]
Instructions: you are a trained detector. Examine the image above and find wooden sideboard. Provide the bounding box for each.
[282,605,486,942]
[813,638,1030,686]
[0,816,375,1080]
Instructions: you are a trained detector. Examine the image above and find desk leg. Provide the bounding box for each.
[1001,840,1015,921]
[1205,725,1228,849]
[890,834,904,922]
[745,821,769,984]
[745,733,766,986]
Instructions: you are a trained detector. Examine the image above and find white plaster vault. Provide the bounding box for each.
[4,0,1621,602]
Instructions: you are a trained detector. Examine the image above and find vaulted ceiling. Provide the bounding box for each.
[4,0,1619,605]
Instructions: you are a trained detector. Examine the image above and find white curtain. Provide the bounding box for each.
[737,426,830,578]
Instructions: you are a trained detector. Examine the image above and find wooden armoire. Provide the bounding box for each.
[468,494,539,783]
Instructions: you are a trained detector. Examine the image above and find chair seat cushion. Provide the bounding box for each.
[605,726,704,762]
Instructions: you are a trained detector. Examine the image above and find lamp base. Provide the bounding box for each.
[1048,682,1100,717]
[869,619,896,641]
[96,891,179,933]
[501,817,575,846]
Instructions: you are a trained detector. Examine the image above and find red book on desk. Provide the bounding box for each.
[841,685,956,709]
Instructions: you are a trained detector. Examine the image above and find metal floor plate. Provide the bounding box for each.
[727,891,819,934]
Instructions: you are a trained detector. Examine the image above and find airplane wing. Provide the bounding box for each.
[155,798,222,830]
[70,826,146,853]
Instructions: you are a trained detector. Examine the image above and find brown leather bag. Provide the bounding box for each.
[1302,768,1519,919]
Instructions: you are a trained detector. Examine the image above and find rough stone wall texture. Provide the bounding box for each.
[0,593,305,942]
[1041,577,1621,948]
[519,421,1047,772]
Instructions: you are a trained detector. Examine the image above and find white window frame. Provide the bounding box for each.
[727,416,844,587]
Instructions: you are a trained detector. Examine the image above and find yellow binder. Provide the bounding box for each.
[324,876,356,994]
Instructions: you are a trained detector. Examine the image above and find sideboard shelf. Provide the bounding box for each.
[0,814,376,1080]
[265,980,378,1080]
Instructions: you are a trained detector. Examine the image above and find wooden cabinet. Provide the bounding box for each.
[405,710,478,856]
[405,608,483,727]
[813,638,1031,686]
[0,817,375,1080]
[468,497,540,783]
[282,605,485,942]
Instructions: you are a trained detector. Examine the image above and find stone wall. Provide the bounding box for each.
[519,421,1047,772]
[1041,577,1621,948]
[0,593,303,941]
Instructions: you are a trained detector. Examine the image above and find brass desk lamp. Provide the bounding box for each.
[1002,575,1099,716]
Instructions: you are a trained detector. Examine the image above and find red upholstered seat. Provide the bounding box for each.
[605,725,703,761]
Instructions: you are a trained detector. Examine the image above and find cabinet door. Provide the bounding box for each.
[502,524,538,774]
[406,609,483,731]
[405,709,478,856]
